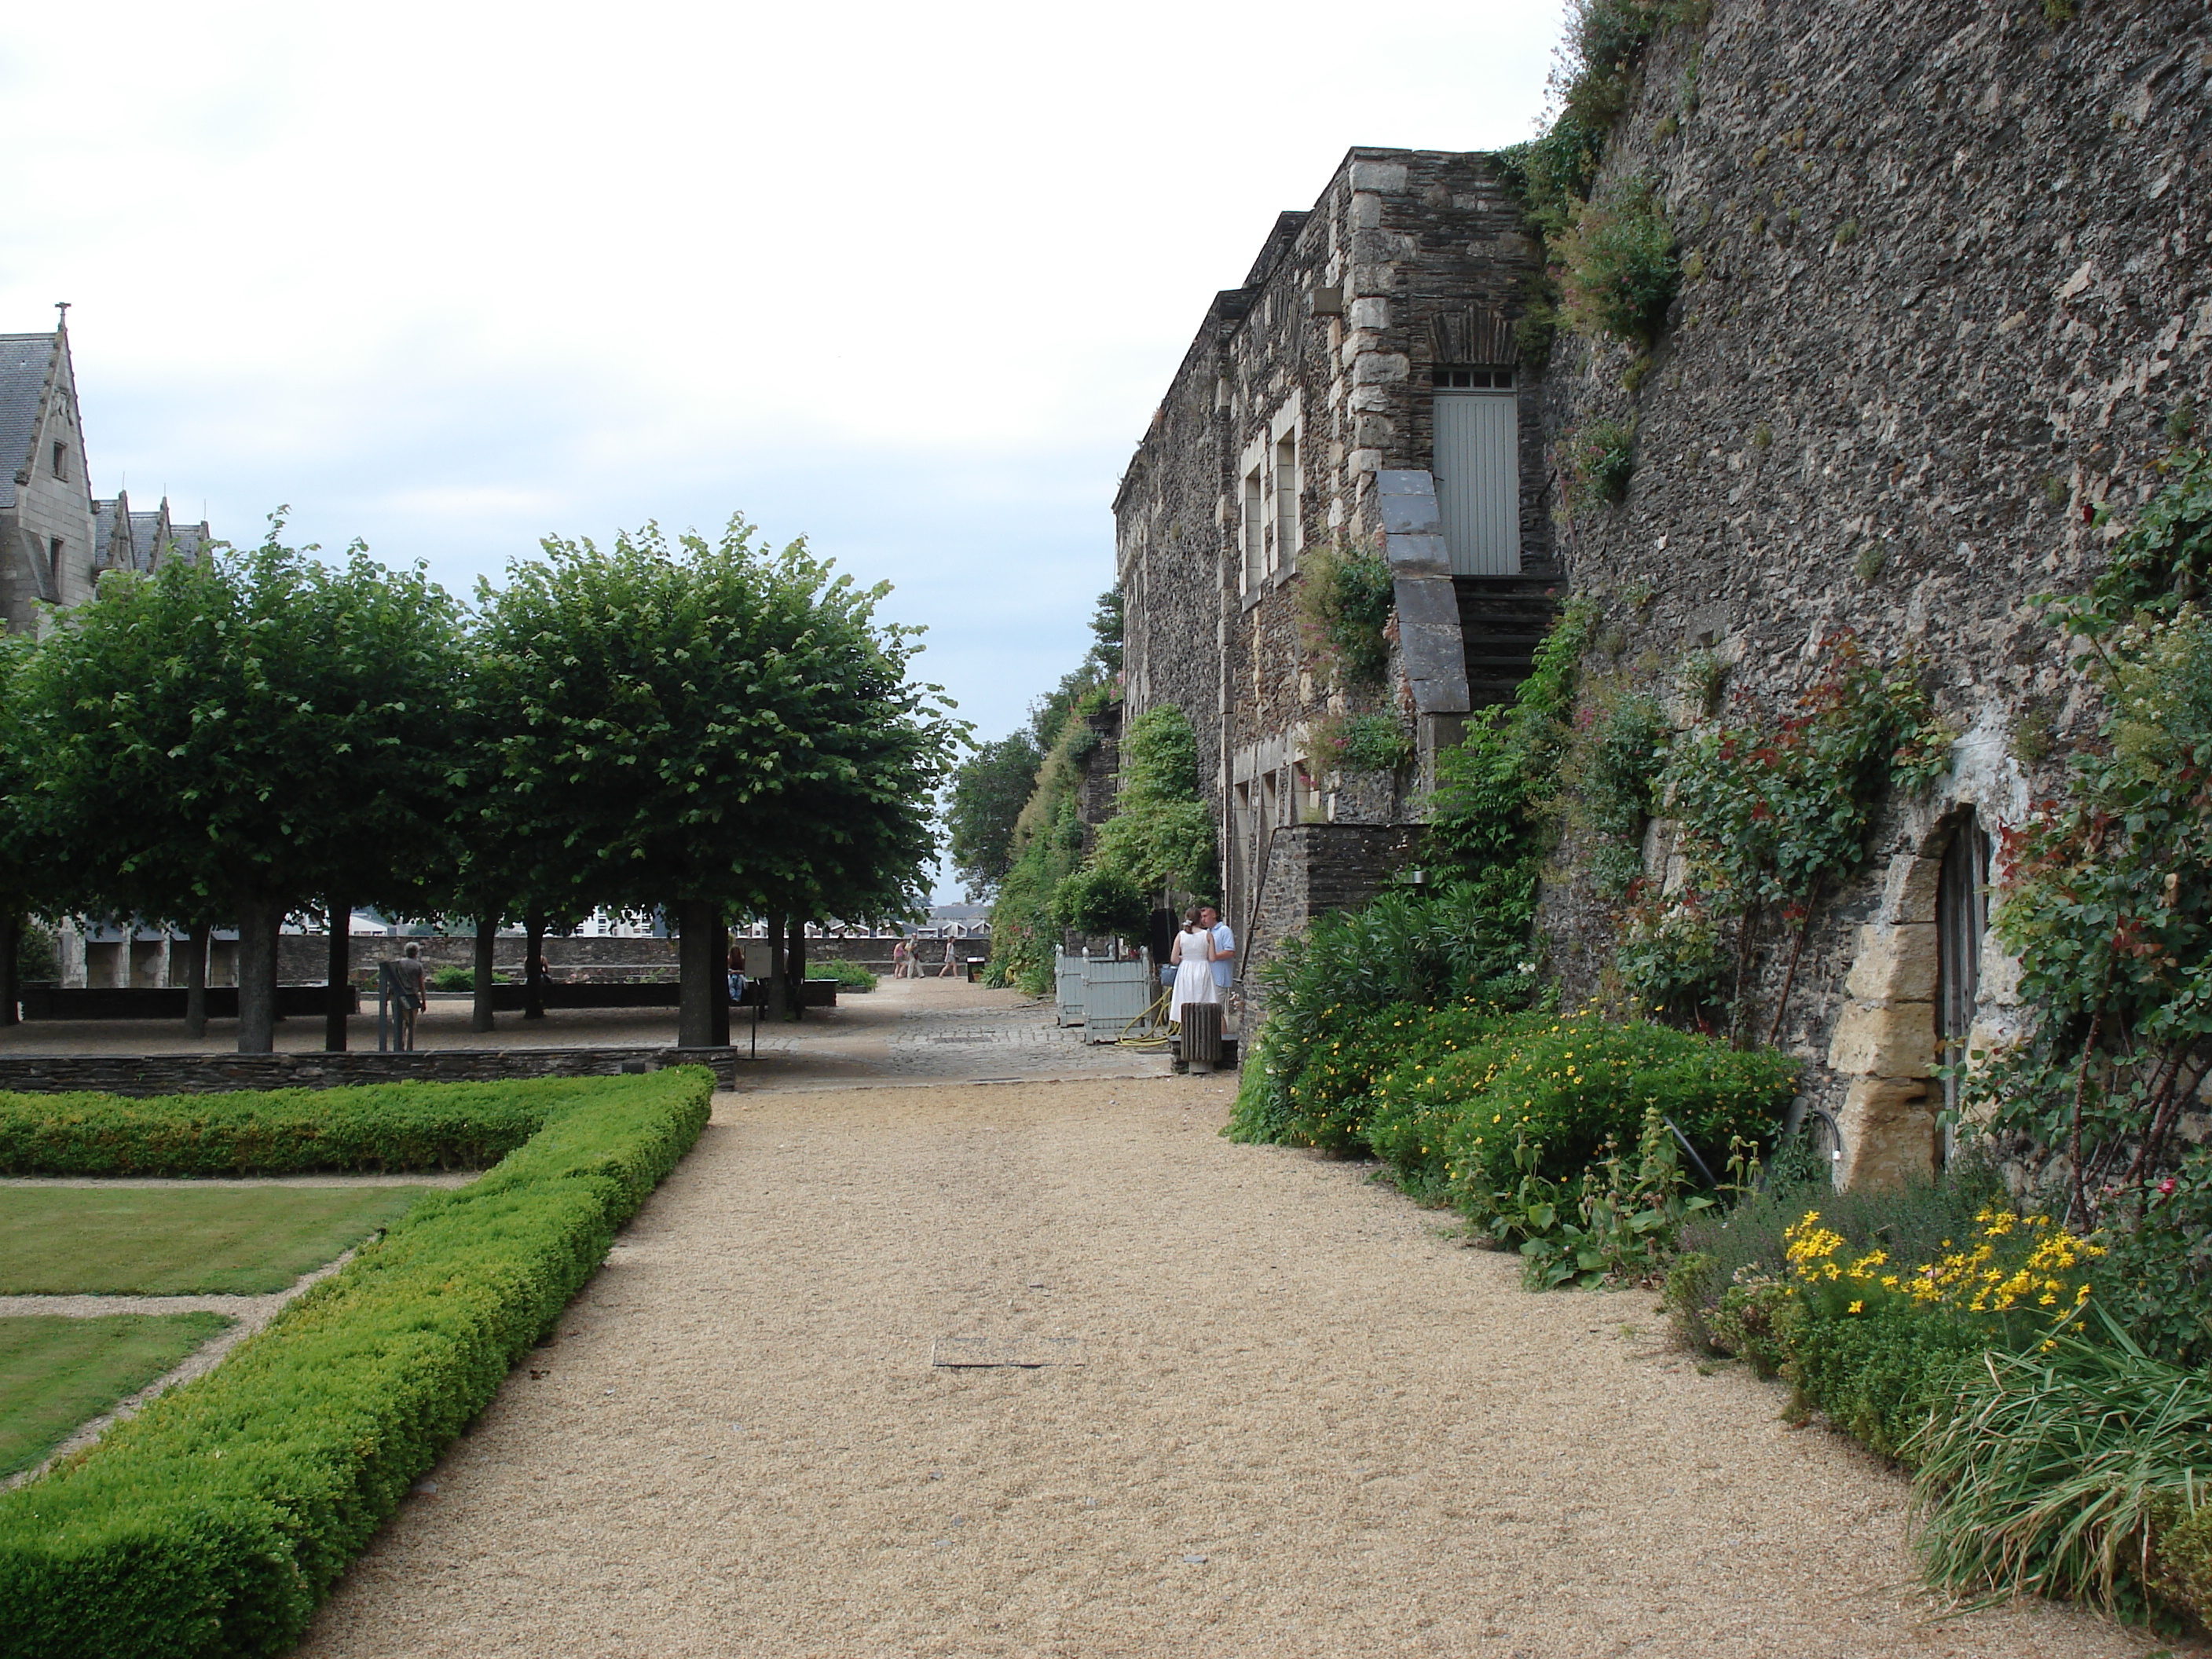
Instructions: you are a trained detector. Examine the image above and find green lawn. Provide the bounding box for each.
[0,1313,233,1475]
[0,1185,427,1295]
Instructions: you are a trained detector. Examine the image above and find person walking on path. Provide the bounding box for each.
[388,943,428,1051]
[727,942,748,1006]
[892,938,911,980]
[936,935,960,978]
[1168,906,1220,1024]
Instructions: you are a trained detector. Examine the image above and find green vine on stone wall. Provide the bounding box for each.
[1555,181,1680,348]
[1562,417,1638,510]
[1296,544,1396,687]
[1559,686,1668,898]
[1496,0,1705,365]
[1972,448,2212,1233]
[1621,635,1953,1042]
[1313,709,1415,774]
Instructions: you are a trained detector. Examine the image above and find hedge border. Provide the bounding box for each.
[0,1068,714,1658]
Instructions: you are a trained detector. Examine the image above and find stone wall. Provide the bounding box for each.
[272,932,923,985]
[1241,822,1420,1016]
[1533,0,2211,1180]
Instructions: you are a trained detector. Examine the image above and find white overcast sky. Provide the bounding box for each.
[2,0,1564,894]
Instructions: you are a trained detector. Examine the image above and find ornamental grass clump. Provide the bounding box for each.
[1911,1321,2212,1621]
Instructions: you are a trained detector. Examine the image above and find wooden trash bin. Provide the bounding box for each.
[1181,1001,1224,1073]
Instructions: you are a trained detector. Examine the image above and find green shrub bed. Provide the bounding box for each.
[0,1069,712,1657]
[0,1080,593,1177]
[1238,1002,1795,1212]
[808,958,879,992]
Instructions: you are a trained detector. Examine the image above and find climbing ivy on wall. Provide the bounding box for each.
[1496,0,1705,364]
[1077,704,1218,910]
[1295,544,1396,687]
[1973,449,2212,1231]
[987,686,1114,994]
[1617,635,1953,1042]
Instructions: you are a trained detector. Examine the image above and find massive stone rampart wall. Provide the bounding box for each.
[1536,0,2210,1171]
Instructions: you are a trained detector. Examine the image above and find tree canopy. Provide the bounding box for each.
[945,730,1043,899]
[14,522,463,1048]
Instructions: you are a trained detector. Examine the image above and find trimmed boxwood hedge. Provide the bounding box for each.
[0,1081,578,1177]
[0,1069,713,1658]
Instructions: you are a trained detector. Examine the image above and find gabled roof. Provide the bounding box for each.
[131,500,211,569]
[128,507,166,567]
[0,331,60,511]
[93,495,135,571]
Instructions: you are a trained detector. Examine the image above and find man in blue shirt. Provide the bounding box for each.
[1199,906,1236,1000]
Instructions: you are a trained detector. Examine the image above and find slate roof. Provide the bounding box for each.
[160,516,211,568]
[128,509,165,568]
[0,332,59,511]
[92,497,132,569]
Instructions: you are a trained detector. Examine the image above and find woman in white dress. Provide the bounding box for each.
[1168,905,1221,1023]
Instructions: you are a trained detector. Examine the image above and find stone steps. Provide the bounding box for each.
[1454,576,1559,709]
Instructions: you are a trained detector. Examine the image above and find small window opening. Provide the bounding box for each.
[50,441,66,479]
[1240,467,1265,592]
[1936,811,1991,1164]
[48,536,64,586]
[1274,430,1299,571]
[1432,368,1516,390]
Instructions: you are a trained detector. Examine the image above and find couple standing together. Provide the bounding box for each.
[1169,904,1235,1023]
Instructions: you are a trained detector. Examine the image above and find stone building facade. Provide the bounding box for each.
[1117,2,2210,1183]
[1113,148,1556,991]
[1,318,207,639]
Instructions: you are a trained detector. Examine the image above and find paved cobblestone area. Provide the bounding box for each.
[737,978,1172,1089]
[0,978,1170,1088]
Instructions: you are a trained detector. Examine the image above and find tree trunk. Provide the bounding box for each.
[184,922,209,1039]
[236,895,285,1053]
[677,899,722,1049]
[766,914,786,1014]
[786,921,809,1022]
[471,916,497,1034]
[524,912,547,1020]
[0,911,17,1028]
[324,899,352,1052]
[711,916,731,1048]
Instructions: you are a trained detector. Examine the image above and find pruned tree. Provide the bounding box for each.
[15,520,465,1051]
[474,516,962,1044]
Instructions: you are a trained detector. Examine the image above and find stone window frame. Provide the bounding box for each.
[1829,804,2006,1189]
[1237,392,1304,606]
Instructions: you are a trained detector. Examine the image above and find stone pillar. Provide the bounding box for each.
[1827,853,1943,1188]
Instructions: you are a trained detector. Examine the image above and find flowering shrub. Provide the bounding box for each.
[1782,1205,2102,1333]
[1357,1009,1794,1207]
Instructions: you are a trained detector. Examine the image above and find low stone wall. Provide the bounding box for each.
[0,1046,740,1097]
[276,934,926,985]
[1243,822,1420,1017]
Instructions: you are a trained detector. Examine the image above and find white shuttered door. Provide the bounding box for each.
[1434,392,1521,575]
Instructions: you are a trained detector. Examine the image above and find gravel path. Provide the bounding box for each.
[295,1059,2176,1659]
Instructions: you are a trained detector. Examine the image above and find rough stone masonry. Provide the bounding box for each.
[1116,0,2209,1184]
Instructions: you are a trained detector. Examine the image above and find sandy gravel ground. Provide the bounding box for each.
[295,1062,2180,1659]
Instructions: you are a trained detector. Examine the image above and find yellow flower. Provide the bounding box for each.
[1848,1300,1864,1314]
